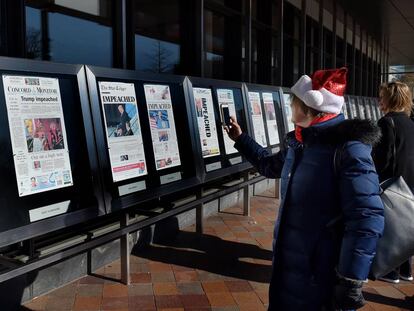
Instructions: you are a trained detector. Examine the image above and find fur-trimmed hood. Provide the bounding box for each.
[287,117,382,147]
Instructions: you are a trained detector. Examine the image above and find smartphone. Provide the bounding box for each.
[220,104,231,127]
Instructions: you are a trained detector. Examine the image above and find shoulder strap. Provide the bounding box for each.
[387,117,397,176]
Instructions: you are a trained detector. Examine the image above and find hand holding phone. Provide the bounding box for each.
[220,104,231,127]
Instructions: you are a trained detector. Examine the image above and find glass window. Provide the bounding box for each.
[204,9,225,78]
[283,2,301,86]
[25,0,113,67]
[134,0,181,74]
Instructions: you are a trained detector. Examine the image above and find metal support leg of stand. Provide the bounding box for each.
[87,249,92,275]
[274,178,280,199]
[243,173,250,216]
[120,213,130,285]
[196,190,204,235]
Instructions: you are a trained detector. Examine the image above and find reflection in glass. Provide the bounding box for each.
[25,1,113,67]
[134,0,181,74]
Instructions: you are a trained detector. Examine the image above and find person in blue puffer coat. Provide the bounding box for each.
[226,68,384,311]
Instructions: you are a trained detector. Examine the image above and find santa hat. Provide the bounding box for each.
[291,67,348,114]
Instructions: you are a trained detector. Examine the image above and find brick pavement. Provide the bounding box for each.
[23,189,414,311]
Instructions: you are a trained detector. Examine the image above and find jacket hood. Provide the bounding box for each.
[287,116,382,147]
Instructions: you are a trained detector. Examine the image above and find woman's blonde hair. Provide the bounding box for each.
[379,81,413,116]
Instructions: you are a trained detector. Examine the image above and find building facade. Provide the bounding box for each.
[0,0,388,96]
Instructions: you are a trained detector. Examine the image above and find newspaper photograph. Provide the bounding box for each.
[144,84,181,170]
[216,89,238,155]
[2,75,73,197]
[193,87,220,158]
[262,92,280,145]
[99,81,147,182]
[248,92,268,147]
[283,93,295,131]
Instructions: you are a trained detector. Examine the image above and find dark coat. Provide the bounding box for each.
[234,115,384,311]
[372,111,414,189]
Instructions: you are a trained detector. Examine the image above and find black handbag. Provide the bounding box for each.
[369,117,414,279]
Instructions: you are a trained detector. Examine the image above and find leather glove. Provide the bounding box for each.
[333,273,366,310]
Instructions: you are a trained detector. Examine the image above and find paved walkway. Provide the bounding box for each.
[24,189,414,310]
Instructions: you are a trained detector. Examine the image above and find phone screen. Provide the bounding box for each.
[222,106,231,126]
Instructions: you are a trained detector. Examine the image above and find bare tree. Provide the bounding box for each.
[26,28,42,59]
[146,41,175,73]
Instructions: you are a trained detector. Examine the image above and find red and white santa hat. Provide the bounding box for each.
[291,67,348,114]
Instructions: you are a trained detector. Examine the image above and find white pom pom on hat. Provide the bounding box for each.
[291,67,348,114]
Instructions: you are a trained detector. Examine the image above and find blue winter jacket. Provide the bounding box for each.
[234,115,384,311]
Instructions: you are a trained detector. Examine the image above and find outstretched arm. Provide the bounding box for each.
[225,117,285,178]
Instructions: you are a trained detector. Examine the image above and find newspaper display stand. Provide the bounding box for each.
[342,98,351,119]
[185,77,252,184]
[362,97,374,120]
[346,96,359,119]
[356,96,368,119]
[244,83,286,154]
[371,98,381,121]
[86,66,202,213]
[367,98,377,121]
[0,58,105,248]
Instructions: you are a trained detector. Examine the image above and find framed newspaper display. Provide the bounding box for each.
[85,66,201,213]
[185,77,252,183]
[348,96,360,119]
[0,57,105,247]
[371,98,381,121]
[244,83,285,153]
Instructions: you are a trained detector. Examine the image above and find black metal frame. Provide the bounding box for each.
[185,76,252,184]
[85,65,203,214]
[0,172,266,283]
[0,57,105,248]
[243,82,285,152]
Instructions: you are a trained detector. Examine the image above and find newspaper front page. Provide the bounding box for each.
[262,92,280,145]
[144,84,181,170]
[99,81,147,182]
[248,92,268,147]
[193,87,220,158]
[2,75,73,197]
[216,89,238,155]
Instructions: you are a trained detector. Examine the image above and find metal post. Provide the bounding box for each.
[196,190,203,234]
[369,38,376,96]
[277,0,284,85]
[365,33,369,96]
[300,0,307,76]
[120,213,130,285]
[332,0,337,68]
[318,0,324,69]
[198,0,205,77]
[385,40,390,82]
[243,172,250,216]
[358,27,363,95]
[245,0,252,82]
[343,11,347,67]
[351,18,356,94]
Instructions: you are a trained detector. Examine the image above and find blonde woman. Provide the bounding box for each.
[373,81,414,283]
